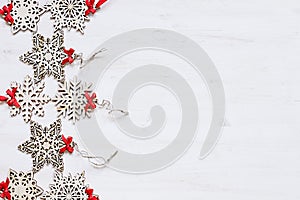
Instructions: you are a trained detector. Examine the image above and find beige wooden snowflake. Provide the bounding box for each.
[45,0,89,34]
[18,120,65,173]
[7,169,43,200]
[10,75,50,123]
[10,0,47,34]
[41,171,88,200]
[20,32,67,83]
[52,76,96,124]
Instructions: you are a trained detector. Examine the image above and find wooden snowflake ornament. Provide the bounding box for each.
[52,76,98,124]
[44,0,108,34]
[0,169,43,200]
[45,0,89,34]
[18,119,74,173]
[20,32,68,84]
[10,75,50,123]
[0,0,47,34]
[41,171,99,200]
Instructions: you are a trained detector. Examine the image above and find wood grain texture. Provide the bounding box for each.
[1,0,300,199]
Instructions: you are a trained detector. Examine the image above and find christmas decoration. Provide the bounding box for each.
[0,0,114,198]
[86,188,99,200]
[0,3,14,25]
[52,76,96,124]
[20,32,68,84]
[45,0,89,34]
[0,178,10,200]
[41,171,99,200]
[95,0,108,9]
[10,0,46,34]
[62,48,75,66]
[10,75,50,123]
[0,94,8,102]
[85,0,97,16]
[18,119,69,173]
[6,169,43,200]
[84,92,97,111]
[60,135,75,154]
[0,88,20,108]
[85,0,107,16]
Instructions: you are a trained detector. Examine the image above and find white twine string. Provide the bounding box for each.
[74,143,118,168]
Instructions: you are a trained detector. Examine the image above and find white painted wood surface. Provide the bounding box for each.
[1,0,300,199]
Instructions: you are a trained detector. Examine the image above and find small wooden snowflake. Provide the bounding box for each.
[18,119,66,173]
[20,31,68,84]
[7,169,43,200]
[10,0,47,34]
[41,171,99,200]
[52,76,97,124]
[45,0,89,34]
[10,75,50,123]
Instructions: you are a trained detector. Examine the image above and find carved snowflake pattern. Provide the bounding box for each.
[41,171,88,200]
[18,119,65,173]
[10,0,46,34]
[7,169,43,200]
[20,31,67,84]
[10,75,50,123]
[45,0,89,34]
[52,76,95,124]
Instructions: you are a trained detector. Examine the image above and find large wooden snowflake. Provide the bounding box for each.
[7,169,43,199]
[20,32,67,83]
[10,0,46,34]
[45,0,89,34]
[52,76,95,124]
[18,120,65,173]
[41,171,88,200]
[10,75,50,123]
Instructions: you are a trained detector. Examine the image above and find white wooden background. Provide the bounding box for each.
[1,0,300,199]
